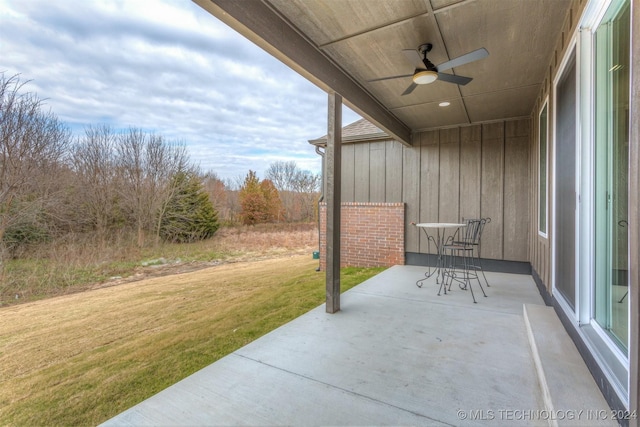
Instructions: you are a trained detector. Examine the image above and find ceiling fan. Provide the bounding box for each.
[369,43,489,95]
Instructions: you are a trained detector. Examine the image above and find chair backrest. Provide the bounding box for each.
[460,217,491,246]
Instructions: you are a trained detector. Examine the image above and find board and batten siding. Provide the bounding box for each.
[527,0,583,291]
[339,118,531,262]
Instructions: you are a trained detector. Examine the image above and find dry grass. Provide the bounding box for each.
[0,250,384,426]
[2,223,319,306]
[214,223,318,251]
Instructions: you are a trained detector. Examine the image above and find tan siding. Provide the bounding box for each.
[438,128,460,222]
[341,144,355,202]
[385,140,403,203]
[460,125,482,220]
[481,122,505,259]
[545,247,549,286]
[504,119,531,261]
[354,143,370,202]
[333,118,531,263]
[369,141,386,202]
[419,131,440,254]
[403,143,421,252]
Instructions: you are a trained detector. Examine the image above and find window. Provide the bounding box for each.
[593,0,630,352]
[538,102,548,236]
[554,48,577,310]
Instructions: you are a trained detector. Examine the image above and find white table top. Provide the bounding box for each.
[415,222,466,228]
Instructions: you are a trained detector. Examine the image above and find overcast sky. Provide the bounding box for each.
[0,0,361,181]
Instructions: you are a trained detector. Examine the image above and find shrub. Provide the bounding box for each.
[3,221,51,256]
[158,172,219,243]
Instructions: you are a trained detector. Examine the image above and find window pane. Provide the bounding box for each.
[593,0,630,351]
[555,52,577,309]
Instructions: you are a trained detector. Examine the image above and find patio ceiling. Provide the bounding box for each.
[194,0,571,145]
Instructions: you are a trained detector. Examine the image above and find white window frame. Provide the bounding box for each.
[578,0,630,407]
[551,36,580,321]
[538,99,550,238]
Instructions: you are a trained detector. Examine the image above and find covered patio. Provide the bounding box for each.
[187,0,639,414]
[103,267,613,426]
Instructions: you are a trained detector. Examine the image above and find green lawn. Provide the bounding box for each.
[0,254,384,426]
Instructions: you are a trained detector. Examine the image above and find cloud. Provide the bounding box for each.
[0,0,360,180]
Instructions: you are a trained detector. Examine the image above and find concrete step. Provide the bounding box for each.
[523,304,617,426]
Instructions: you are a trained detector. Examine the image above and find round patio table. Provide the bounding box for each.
[414,222,466,294]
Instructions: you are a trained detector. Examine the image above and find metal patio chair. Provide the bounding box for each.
[442,218,490,303]
[469,217,490,288]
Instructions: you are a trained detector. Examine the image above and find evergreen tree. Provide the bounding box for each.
[159,172,219,243]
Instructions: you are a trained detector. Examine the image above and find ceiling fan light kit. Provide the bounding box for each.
[413,69,438,84]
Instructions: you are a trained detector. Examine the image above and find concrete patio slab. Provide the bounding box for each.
[102,265,611,426]
[524,304,616,426]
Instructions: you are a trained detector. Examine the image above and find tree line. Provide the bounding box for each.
[0,73,321,273]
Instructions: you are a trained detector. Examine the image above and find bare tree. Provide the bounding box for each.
[116,129,190,246]
[265,161,320,221]
[0,74,71,273]
[70,124,118,238]
[231,174,245,192]
[265,161,297,192]
[292,169,321,221]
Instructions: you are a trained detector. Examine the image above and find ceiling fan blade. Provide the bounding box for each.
[402,49,423,68]
[368,74,413,83]
[401,82,418,96]
[436,48,489,72]
[437,72,472,85]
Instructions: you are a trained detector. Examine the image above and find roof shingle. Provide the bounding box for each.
[308,118,389,146]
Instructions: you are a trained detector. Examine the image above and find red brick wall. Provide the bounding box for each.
[318,202,405,270]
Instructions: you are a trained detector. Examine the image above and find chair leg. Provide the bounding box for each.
[463,252,478,303]
[443,246,487,303]
[459,249,469,291]
[445,249,455,292]
[438,249,449,296]
[478,257,490,288]
[619,291,628,303]
[446,254,454,292]
[453,249,465,291]
[438,270,447,295]
[466,249,487,302]
[473,247,490,288]
[476,271,488,298]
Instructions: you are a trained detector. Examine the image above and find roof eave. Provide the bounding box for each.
[308,133,391,147]
[193,0,412,146]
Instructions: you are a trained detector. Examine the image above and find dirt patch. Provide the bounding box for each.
[91,247,319,290]
[86,224,320,290]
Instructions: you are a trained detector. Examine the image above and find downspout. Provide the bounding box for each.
[315,145,325,271]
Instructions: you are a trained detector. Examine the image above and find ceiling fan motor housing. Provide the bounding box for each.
[418,43,437,72]
[418,43,433,54]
